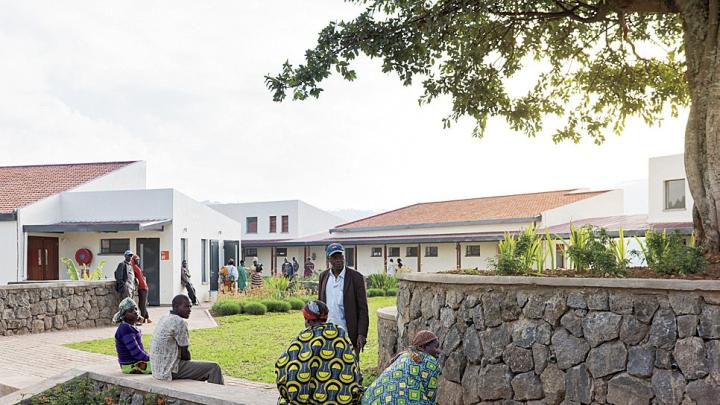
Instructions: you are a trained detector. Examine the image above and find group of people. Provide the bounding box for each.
[114,250,151,324]
[111,242,441,404]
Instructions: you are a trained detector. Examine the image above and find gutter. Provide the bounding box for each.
[330,216,541,233]
[0,211,17,221]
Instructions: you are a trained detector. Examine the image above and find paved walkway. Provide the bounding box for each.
[0,305,277,402]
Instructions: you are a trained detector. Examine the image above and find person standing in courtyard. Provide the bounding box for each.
[387,258,395,277]
[131,254,151,323]
[180,260,199,305]
[226,258,238,293]
[318,242,369,355]
[113,297,152,374]
[251,258,264,289]
[114,250,136,300]
[281,258,291,278]
[150,294,224,384]
[237,259,248,292]
[362,330,441,405]
[304,256,315,278]
[291,257,299,278]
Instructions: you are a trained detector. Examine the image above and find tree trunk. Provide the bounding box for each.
[680,0,720,259]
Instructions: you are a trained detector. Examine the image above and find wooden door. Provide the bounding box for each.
[27,236,59,280]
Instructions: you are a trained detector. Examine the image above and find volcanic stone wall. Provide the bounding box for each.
[387,273,720,405]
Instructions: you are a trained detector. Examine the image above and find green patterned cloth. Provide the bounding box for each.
[362,349,440,405]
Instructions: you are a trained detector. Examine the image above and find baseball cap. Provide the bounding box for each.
[326,243,345,257]
[124,250,134,257]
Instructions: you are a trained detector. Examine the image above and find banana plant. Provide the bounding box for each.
[61,257,106,281]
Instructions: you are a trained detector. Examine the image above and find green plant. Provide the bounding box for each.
[243,302,267,315]
[385,288,398,296]
[212,300,242,316]
[286,297,305,310]
[634,230,707,275]
[566,225,623,274]
[489,226,546,274]
[61,257,106,281]
[265,277,290,300]
[610,226,629,270]
[369,273,393,290]
[261,299,291,313]
[367,288,386,297]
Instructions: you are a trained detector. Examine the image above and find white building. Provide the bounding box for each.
[0,161,242,304]
[209,200,344,275]
[648,154,693,224]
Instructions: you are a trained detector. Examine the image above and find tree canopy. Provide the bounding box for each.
[266,0,688,144]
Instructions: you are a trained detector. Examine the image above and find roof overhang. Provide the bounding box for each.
[23,219,171,233]
[330,216,541,233]
[0,212,17,221]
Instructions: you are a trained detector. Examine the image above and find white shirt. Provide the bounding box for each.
[150,313,190,381]
[325,267,347,332]
[387,262,395,276]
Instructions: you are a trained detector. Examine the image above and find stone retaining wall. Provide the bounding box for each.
[387,273,720,405]
[0,281,118,336]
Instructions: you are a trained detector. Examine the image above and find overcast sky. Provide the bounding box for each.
[0,1,686,214]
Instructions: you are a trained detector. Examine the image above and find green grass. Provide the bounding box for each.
[66,296,396,384]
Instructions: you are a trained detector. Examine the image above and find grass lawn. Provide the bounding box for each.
[66,296,396,384]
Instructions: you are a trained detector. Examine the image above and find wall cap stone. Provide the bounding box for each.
[377,306,397,321]
[2,280,114,291]
[397,272,720,292]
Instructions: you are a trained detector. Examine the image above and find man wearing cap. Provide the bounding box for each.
[114,250,136,300]
[319,242,369,355]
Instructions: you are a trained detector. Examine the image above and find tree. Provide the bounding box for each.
[265,0,720,258]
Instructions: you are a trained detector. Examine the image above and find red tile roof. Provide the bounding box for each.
[0,161,137,214]
[335,189,610,230]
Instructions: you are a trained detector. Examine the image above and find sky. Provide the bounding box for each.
[0,1,687,215]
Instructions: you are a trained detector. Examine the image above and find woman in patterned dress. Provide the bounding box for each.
[362,330,441,405]
[275,300,362,404]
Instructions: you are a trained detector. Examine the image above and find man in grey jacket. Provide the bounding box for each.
[114,250,136,299]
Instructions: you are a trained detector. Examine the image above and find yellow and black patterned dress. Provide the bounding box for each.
[275,323,361,405]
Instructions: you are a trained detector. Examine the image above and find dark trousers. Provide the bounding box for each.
[172,360,224,385]
[138,288,150,320]
[185,283,198,305]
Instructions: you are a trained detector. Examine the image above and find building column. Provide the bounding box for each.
[270,247,275,276]
[417,243,421,272]
[456,243,461,269]
[383,245,387,274]
[354,245,358,271]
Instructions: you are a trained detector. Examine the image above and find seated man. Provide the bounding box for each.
[275,300,362,405]
[362,330,441,405]
[113,297,151,374]
[150,294,224,384]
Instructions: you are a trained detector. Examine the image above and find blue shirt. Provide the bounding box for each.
[326,267,347,331]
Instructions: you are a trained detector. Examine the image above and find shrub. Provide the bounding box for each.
[243,302,267,315]
[262,299,292,312]
[635,230,707,275]
[367,288,385,297]
[385,288,398,296]
[287,297,305,310]
[212,300,241,316]
[566,226,622,275]
[265,277,290,299]
[296,295,315,303]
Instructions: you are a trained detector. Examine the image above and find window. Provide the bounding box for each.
[371,247,383,257]
[466,245,481,257]
[181,238,187,262]
[555,244,565,269]
[246,217,258,233]
[100,238,130,254]
[345,247,355,267]
[201,239,208,284]
[281,215,289,233]
[665,179,686,210]
[276,248,287,257]
[269,216,277,233]
[406,247,418,257]
[245,247,257,258]
[425,246,438,257]
[389,247,400,257]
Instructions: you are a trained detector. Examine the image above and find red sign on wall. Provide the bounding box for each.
[160,250,170,261]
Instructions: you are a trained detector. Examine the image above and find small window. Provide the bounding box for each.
[371,247,383,257]
[555,244,565,269]
[244,248,257,259]
[406,247,418,257]
[425,246,438,257]
[281,215,289,233]
[181,238,188,262]
[246,217,258,234]
[466,245,481,257]
[276,248,287,257]
[269,216,277,233]
[389,247,400,257]
[100,238,130,254]
[665,179,686,210]
[345,247,355,267]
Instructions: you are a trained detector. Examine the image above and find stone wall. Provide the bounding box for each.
[388,273,720,405]
[0,281,118,336]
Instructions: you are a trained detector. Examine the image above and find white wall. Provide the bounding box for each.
[60,189,173,222]
[0,221,19,285]
[648,154,693,223]
[298,201,344,237]
[541,190,624,227]
[210,200,300,240]
[72,161,147,192]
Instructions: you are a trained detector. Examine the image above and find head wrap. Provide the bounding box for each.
[302,300,329,322]
[411,330,438,348]
[112,297,138,324]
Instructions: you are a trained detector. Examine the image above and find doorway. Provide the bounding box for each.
[210,240,219,292]
[136,238,160,306]
[27,236,59,280]
[223,240,239,266]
